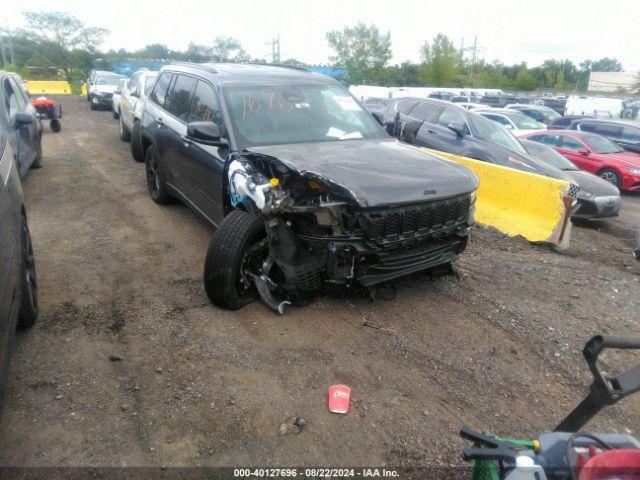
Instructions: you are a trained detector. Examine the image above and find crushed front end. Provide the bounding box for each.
[226,150,476,313]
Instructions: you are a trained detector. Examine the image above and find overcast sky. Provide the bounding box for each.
[5,0,640,71]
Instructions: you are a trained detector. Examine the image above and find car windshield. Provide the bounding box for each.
[469,113,527,154]
[224,84,386,148]
[505,112,542,129]
[524,142,579,171]
[583,133,624,154]
[144,75,157,96]
[96,76,122,86]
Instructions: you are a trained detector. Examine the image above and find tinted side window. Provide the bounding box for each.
[167,74,197,121]
[529,134,559,146]
[4,79,22,117]
[410,102,445,123]
[577,122,597,132]
[188,81,223,126]
[396,100,420,115]
[559,135,585,151]
[437,108,470,134]
[621,127,640,142]
[149,72,172,108]
[595,124,622,138]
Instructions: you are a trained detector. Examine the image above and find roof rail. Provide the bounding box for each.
[248,62,308,72]
[169,61,218,73]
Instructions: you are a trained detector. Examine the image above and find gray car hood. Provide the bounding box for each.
[564,169,620,197]
[247,139,478,208]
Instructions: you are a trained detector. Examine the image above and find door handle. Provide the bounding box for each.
[156,116,164,125]
[427,129,437,134]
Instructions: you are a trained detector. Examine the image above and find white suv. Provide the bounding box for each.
[117,69,157,158]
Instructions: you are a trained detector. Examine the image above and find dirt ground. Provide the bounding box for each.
[0,95,639,469]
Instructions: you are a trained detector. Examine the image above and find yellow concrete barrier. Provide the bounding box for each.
[426,149,573,248]
[25,81,72,95]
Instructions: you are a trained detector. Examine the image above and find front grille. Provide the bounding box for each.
[359,195,470,243]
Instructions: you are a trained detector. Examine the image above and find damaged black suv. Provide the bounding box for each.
[139,63,478,313]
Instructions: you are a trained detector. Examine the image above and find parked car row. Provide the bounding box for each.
[373,96,626,218]
[0,70,41,409]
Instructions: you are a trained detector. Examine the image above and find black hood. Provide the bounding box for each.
[247,139,478,208]
[564,170,620,197]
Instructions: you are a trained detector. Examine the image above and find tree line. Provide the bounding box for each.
[0,13,635,93]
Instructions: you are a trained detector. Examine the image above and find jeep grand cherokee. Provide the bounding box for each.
[139,63,478,313]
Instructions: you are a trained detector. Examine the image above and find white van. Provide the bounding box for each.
[348,85,391,102]
[564,95,624,118]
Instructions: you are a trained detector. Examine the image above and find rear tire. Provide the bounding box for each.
[119,117,131,142]
[17,216,38,330]
[203,210,265,310]
[50,118,61,133]
[112,107,119,119]
[144,145,172,204]
[130,120,144,162]
[597,168,621,188]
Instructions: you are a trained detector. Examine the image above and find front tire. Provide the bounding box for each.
[113,107,120,119]
[17,217,38,330]
[119,117,131,142]
[144,145,172,204]
[204,211,266,310]
[598,168,621,188]
[130,120,144,162]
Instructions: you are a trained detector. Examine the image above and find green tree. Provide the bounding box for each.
[211,36,249,62]
[513,68,537,91]
[590,57,623,72]
[555,70,564,91]
[21,11,108,82]
[326,23,392,84]
[419,33,460,86]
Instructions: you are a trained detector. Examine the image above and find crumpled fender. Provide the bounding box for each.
[227,158,275,213]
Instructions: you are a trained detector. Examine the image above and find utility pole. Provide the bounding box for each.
[271,35,281,64]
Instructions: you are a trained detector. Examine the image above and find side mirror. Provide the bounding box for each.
[187,121,228,146]
[504,124,514,130]
[114,90,121,95]
[371,111,384,126]
[130,91,139,98]
[578,148,591,156]
[14,112,33,127]
[447,122,467,137]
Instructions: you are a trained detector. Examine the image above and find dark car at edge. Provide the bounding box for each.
[138,63,478,313]
[0,83,39,409]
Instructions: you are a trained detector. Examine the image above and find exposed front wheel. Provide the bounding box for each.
[17,216,38,330]
[144,145,172,204]
[203,210,267,310]
[598,168,621,188]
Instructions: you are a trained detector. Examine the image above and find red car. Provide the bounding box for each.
[520,130,640,191]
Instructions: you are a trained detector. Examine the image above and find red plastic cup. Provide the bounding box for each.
[328,385,351,414]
